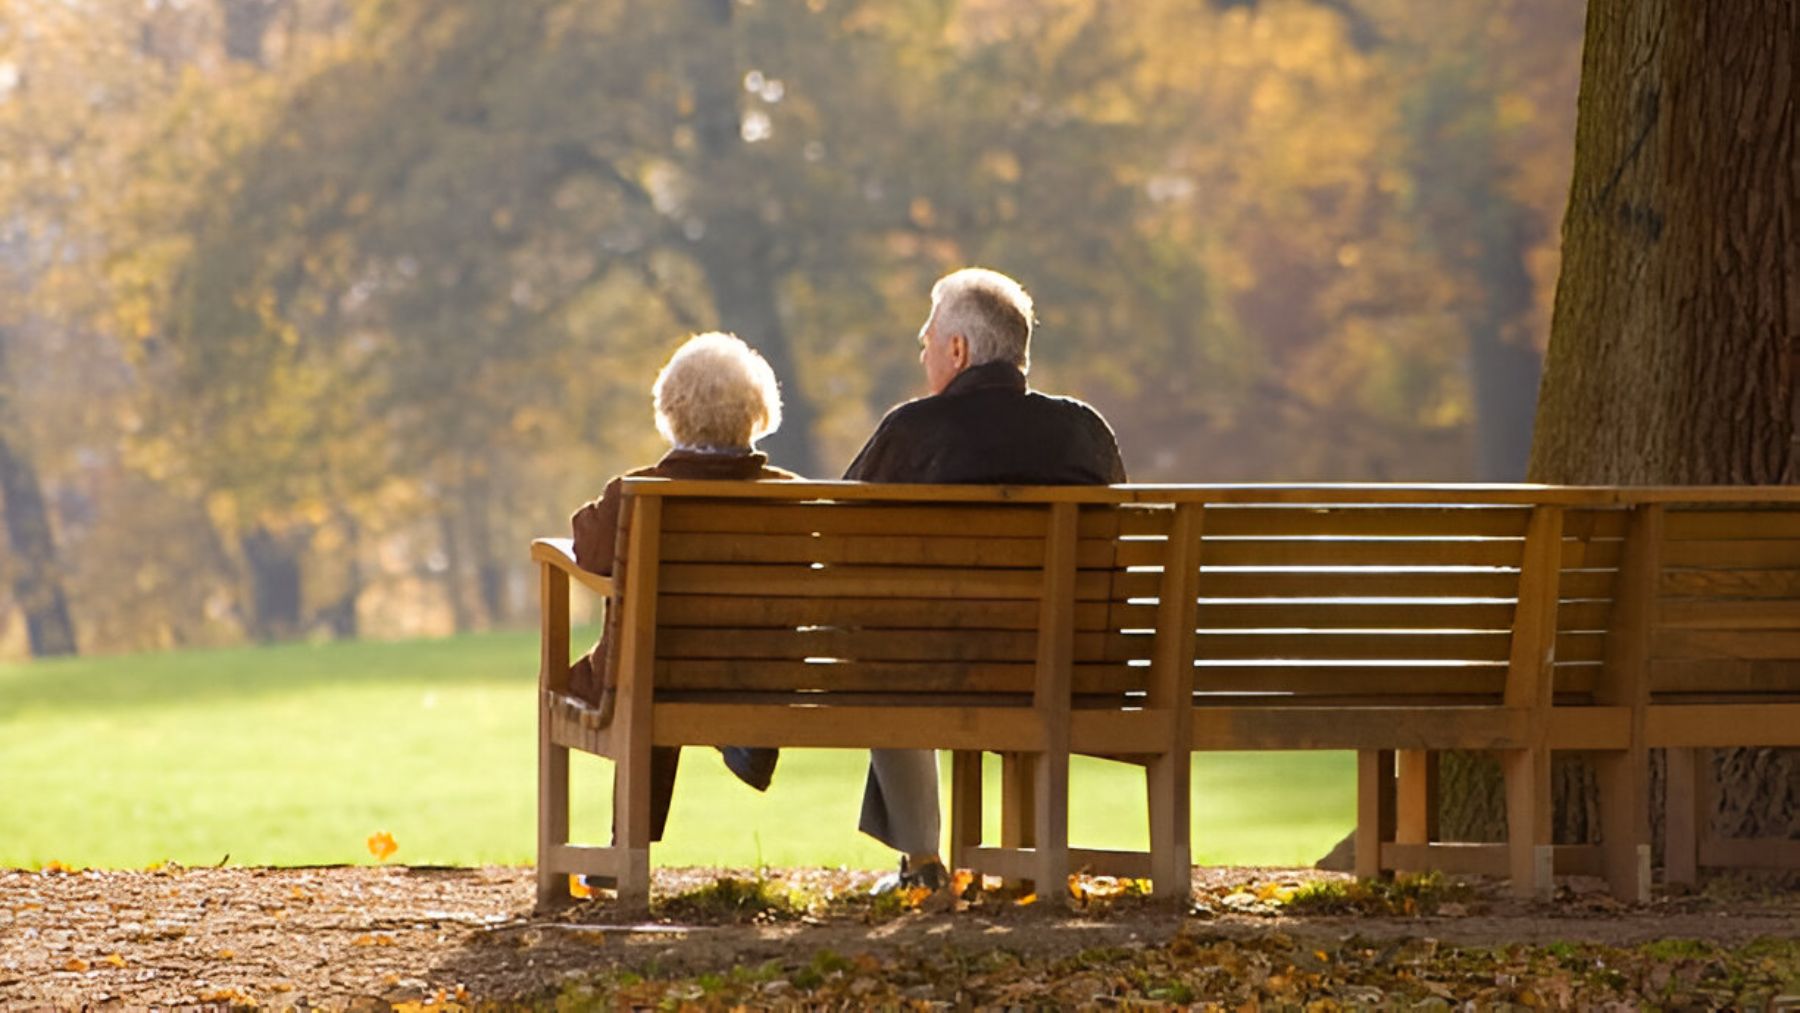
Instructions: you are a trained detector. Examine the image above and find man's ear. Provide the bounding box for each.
[949,333,970,369]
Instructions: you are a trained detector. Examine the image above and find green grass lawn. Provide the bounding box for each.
[0,634,1353,871]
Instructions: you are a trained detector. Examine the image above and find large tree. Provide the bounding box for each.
[1447,0,1797,848]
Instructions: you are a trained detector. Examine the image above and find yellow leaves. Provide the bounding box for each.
[102,953,127,968]
[366,830,398,862]
[1014,891,1038,907]
[39,860,77,874]
[63,957,89,973]
[949,868,976,897]
[199,988,253,1005]
[352,933,398,947]
[392,987,470,1013]
[568,874,594,900]
[1255,881,1298,904]
[217,948,236,960]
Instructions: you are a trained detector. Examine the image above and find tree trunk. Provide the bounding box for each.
[1405,68,1544,483]
[0,326,77,657]
[1449,0,1799,852]
[680,0,821,476]
[239,525,304,642]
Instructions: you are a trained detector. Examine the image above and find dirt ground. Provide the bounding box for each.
[4,863,1798,1009]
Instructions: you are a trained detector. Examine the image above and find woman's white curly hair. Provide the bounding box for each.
[652,332,783,450]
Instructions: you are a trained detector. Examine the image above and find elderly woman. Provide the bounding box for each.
[567,331,797,843]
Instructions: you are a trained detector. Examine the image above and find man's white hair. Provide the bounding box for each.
[930,267,1035,373]
[652,332,783,450]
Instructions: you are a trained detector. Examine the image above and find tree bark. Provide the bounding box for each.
[0,326,77,657]
[1448,0,1799,852]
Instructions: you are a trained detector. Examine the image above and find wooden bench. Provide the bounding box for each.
[533,482,1198,913]
[532,482,1800,914]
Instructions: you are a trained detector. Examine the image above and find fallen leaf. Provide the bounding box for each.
[62,958,89,973]
[101,953,126,968]
[366,831,399,862]
[1015,892,1038,906]
[950,869,975,895]
[568,875,593,900]
[41,861,75,875]
[217,949,235,960]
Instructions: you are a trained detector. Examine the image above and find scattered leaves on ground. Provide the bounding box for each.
[3,865,1797,1008]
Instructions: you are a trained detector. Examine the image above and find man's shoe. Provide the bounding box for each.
[870,856,951,896]
[719,747,778,791]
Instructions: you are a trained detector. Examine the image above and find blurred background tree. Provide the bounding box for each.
[0,0,1586,657]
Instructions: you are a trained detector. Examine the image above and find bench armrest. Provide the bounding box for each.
[531,538,615,597]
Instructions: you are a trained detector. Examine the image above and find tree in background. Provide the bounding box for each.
[2,0,1590,655]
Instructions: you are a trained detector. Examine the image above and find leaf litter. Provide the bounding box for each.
[2,863,1797,1008]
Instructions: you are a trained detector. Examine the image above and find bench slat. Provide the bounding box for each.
[653,702,1046,750]
[655,627,1153,663]
[657,595,1153,631]
[656,658,1149,694]
[1664,509,1800,541]
[1650,659,1800,693]
[1657,599,1800,630]
[1660,569,1800,598]
[1191,664,1506,695]
[1189,705,1530,750]
[1652,630,1800,661]
[1199,506,1534,538]
[1194,569,1614,599]
[659,563,1160,600]
[1661,539,1800,568]
[1183,630,1604,663]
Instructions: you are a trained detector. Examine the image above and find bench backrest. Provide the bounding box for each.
[629,489,1172,709]
[610,483,1800,721]
[1649,503,1800,702]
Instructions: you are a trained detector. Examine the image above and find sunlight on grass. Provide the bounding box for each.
[0,635,1351,870]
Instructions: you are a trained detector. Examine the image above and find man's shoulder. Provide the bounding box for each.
[1026,388,1116,429]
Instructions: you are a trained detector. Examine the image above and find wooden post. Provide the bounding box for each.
[610,495,663,917]
[1395,750,1439,847]
[1146,504,1202,902]
[1593,505,1659,902]
[536,559,573,911]
[1356,750,1397,879]
[949,750,984,872]
[1664,746,1702,886]
[1503,505,1563,899]
[1030,503,1078,897]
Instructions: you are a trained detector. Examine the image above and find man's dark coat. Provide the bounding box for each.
[842,360,1127,848]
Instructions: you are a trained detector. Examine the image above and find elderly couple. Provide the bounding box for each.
[567,267,1126,898]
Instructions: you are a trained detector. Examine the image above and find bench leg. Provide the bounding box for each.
[1355,750,1396,879]
[1664,747,1703,887]
[1000,752,1036,891]
[1503,748,1553,899]
[611,743,654,918]
[1595,747,1650,903]
[1146,750,1191,902]
[1395,749,1438,850]
[1033,750,1070,899]
[536,714,573,912]
[949,751,983,874]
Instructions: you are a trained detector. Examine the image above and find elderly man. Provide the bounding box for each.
[845,267,1127,893]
